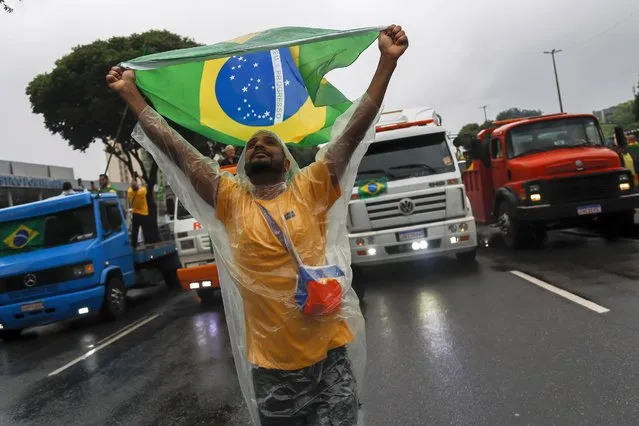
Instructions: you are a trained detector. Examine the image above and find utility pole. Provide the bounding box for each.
[543,49,564,113]
[479,105,488,122]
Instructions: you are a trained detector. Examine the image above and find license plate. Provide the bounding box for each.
[397,229,426,242]
[577,204,602,216]
[20,301,44,313]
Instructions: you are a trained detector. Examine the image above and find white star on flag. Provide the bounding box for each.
[242,87,248,93]
[230,75,235,80]
[284,80,290,86]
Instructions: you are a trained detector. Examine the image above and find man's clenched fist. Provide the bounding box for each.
[106,66,136,95]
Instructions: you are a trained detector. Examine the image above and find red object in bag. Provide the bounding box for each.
[303,278,343,316]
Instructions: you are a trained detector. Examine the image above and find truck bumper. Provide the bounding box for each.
[516,193,639,222]
[0,286,105,331]
[349,216,477,266]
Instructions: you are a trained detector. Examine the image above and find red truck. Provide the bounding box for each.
[455,113,639,248]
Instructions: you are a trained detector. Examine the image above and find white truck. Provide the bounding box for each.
[348,108,478,275]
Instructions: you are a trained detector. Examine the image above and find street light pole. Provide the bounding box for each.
[543,49,564,113]
[479,105,488,122]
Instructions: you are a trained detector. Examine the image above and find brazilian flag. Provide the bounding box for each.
[0,220,45,256]
[122,26,382,146]
[356,177,388,199]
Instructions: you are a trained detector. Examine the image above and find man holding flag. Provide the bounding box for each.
[107,24,407,425]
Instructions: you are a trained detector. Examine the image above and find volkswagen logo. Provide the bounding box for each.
[576,160,584,171]
[23,273,37,288]
[398,198,415,216]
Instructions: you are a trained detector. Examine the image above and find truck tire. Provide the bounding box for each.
[351,266,366,301]
[100,275,127,321]
[456,248,477,263]
[197,288,222,305]
[498,201,524,249]
[161,252,182,291]
[0,329,23,341]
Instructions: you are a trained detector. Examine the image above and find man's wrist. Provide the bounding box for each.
[378,55,398,71]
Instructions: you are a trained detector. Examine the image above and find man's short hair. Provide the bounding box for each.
[62,181,72,191]
[100,173,108,180]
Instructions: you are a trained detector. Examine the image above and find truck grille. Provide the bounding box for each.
[0,262,90,295]
[547,172,623,204]
[365,191,447,229]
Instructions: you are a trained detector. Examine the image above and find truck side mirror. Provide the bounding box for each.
[453,135,473,149]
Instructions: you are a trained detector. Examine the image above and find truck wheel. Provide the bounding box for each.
[456,248,477,263]
[197,288,222,305]
[161,252,182,291]
[498,201,523,249]
[100,275,127,321]
[0,329,23,341]
[603,214,623,241]
[351,266,366,301]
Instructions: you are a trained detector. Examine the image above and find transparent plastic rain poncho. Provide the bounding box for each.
[132,94,380,425]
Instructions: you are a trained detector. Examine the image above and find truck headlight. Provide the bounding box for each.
[459,222,469,232]
[619,174,631,191]
[71,263,94,278]
[530,193,542,202]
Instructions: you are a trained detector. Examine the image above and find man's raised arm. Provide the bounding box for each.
[106,66,219,207]
[325,25,409,183]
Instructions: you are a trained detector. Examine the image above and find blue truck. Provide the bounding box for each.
[0,191,181,340]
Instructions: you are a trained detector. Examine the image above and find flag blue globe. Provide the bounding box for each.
[12,229,29,248]
[215,49,309,127]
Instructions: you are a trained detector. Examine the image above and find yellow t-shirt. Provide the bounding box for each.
[622,153,639,185]
[127,186,149,216]
[216,161,354,370]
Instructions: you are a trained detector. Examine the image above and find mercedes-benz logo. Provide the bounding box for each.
[24,273,37,288]
[398,198,415,216]
[576,160,584,171]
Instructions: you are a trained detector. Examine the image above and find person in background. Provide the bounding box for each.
[127,173,151,248]
[60,181,75,196]
[99,174,117,193]
[219,144,240,166]
[628,134,637,146]
[613,126,639,185]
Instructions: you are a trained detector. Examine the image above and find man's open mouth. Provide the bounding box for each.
[253,152,269,159]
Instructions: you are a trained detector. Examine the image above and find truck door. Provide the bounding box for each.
[99,200,135,286]
[490,137,509,189]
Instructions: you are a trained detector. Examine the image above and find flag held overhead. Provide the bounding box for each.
[121,26,384,147]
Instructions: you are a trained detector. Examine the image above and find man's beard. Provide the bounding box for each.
[245,157,285,180]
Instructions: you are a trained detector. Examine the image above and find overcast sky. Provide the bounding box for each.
[1,0,638,179]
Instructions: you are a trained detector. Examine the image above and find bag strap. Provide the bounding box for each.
[255,202,302,265]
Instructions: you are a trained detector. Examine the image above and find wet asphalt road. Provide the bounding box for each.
[4,229,639,425]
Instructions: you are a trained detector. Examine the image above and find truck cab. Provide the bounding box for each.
[348,108,478,269]
[457,113,639,248]
[0,192,180,339]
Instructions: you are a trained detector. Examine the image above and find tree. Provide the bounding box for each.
[457,121,494,137]
[633,77,639,122]
[27,30,203,241]
[1,0,19,13]
[495,108,543,121]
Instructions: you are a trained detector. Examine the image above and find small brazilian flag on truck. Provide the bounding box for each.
[0,220,45,256]
[356,177,388,199]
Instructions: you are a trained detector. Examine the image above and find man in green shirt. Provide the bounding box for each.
[99,174,117,194]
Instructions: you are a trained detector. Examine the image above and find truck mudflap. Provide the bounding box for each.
[516,193,639,221]
[177,264,220,291]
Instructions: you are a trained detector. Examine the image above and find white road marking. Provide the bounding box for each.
[510,270,610,314]
[48,313,160,377]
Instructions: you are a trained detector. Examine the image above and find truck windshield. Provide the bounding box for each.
[0,205,96,258]
[507,117,604,158]
[356,132,455,182]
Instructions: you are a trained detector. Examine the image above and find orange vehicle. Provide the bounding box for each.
[455,113,639,248]
[176,164,237,303]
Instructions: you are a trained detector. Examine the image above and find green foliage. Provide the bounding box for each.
[495,108,543,121]
[26,30,204,182]
[634,93,639,122]
[457,121,494,137]
[458,123,480,137]
[603,100,639,135]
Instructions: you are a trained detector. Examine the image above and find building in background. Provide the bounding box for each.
[104,142,143,184]
[0,159,80,209]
